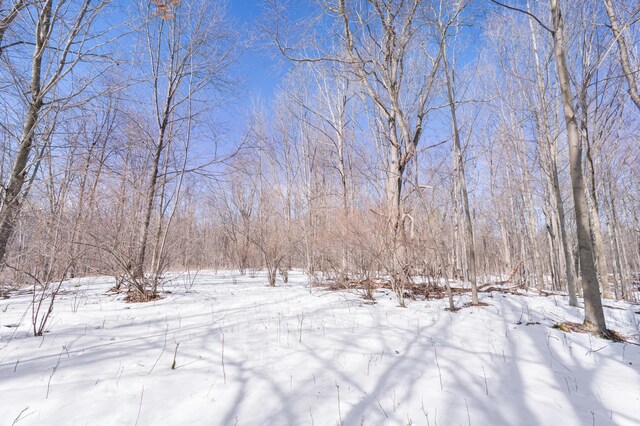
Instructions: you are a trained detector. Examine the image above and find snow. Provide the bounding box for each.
[1,270,639,425]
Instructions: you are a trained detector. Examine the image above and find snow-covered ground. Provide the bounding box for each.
[1,270,639,426]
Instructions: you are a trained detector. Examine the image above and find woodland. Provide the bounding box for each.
[1,1,640,425]
[0,0,639,337]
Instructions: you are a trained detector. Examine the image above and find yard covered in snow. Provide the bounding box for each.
[1,271,639,425]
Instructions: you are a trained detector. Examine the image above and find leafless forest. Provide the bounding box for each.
[0,0,639,336]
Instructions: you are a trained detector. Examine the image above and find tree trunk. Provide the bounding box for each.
[549,0,606,332]
[0,0,27,53]
[267,264,276,287]
[603,0,640,112]
[606,180,629,300]
[133,121,168,280]
[581,92,612,300]
[444,50,478,305]
[528,9,578,303]
[387,140,406,307]
[0,0,51,265]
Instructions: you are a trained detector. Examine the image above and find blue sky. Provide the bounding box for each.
[218,0,477,152]
[229,0,262,18]
[227,0,287,100]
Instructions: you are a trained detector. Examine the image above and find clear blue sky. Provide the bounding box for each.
[229,0,266,22]
[227,0,287,100]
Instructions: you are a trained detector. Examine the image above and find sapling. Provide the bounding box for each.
[171,342,180,370]
[390,389,398,412]
[115,365,125,388]
[71,291,84,314]
[431,341,443,391]
[420,398,429,425]
[298,311,305,343]
[377,398,389,418]
[221,331,226,384]
[464,398,471,426]
[183,269,199,292]
[11,263,72,336]
[11,407,30,426]
[134,386,144,426]
[481,364,489,395]
[335,382,343,426]
[564,377,571,395]
[149,325,169,374]
[46,351,64,399]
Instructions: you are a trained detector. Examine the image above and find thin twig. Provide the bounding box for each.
[134,386,145,426]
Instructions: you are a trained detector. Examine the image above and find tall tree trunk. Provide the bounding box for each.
[521,156,543,292]
[527,8,578,304]
[336,95,350,276]
[0,0,27,53]
[489,155,512,275]
[603,0,640,112]
[387,139,406,307]
[133,120,168,280]
[444,50,478,305]
[549,0,606,332]
[0,0,51,265]
[606,179,629,300]
[581,93,612,300]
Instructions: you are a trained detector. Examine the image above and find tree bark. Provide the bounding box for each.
[527,8,578,304]
[603,0,640,112]
[443,48,478,305]
[549,0,606,332]
[387,140,406,307]
[581,92,612,300]
[0,0,28,53]
[133,120,168,280]
[0,0,51,265]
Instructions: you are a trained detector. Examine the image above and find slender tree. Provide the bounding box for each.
[0,0,110,266]
[130,0,235,292]
[603,0,640,112]
[549,0,606,332]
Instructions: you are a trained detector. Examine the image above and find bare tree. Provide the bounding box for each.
[229,108,297,287]
[0,0,110,266]
[130,0,236,297]
[526,1,577,304]
[440,7,479,305]
[602,0,640,112]
[489,0,608,332]
[0,0,28,53]
[548,0,606,332]
[270,0,462,305]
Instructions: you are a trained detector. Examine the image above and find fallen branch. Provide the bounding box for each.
[479,261,524,290]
